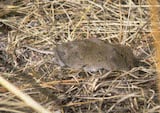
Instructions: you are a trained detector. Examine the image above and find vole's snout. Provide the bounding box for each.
[133,58,140,67]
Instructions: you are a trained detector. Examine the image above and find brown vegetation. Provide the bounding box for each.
[0,0,159,113]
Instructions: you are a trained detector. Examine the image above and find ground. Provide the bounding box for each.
[0,0,159,113]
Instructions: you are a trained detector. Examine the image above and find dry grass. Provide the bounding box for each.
[0,0,159,113]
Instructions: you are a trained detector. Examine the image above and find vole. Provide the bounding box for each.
[25,38,139,72]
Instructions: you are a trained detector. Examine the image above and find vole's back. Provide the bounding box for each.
[53,38,138,72]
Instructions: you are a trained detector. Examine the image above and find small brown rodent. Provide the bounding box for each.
[53,38,138,72]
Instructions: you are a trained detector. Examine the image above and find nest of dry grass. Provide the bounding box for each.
[0,0,159,113]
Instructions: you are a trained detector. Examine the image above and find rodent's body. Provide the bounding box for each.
[54,38,138,71]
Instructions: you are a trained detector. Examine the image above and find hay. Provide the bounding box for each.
[0,0,159,113]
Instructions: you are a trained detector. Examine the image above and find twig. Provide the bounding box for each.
[0,75,52,113]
